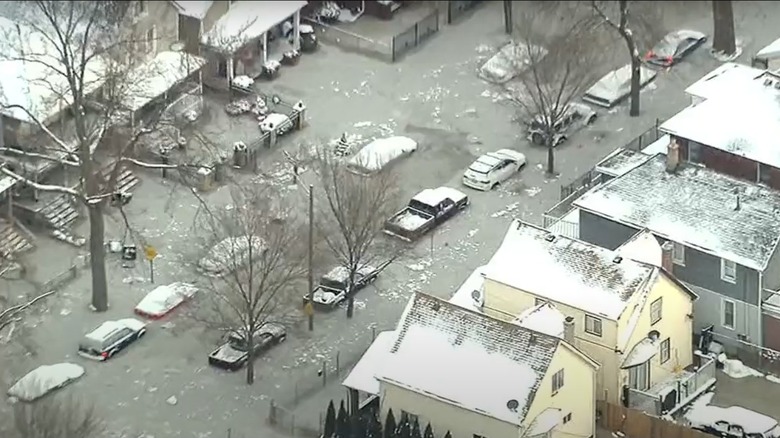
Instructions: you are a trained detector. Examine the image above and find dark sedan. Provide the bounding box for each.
[644,30,707,67]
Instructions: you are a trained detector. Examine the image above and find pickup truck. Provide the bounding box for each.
[207,323,286,371]
[383,187,469,242]
[302,264,383,310]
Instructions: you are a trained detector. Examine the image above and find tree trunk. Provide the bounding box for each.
[245,336,255,384]
[546,142,555,175]
[712,0,736,55]
[346,267,356,318]
[88,204,109,312]
[503,0,512,34]
[629,53,641,117]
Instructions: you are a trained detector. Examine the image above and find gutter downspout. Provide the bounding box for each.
[759,271,764,348]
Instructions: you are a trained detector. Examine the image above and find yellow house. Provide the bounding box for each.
[343,293,600,438]
[480,220,699,408]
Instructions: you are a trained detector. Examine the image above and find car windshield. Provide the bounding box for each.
[653,37,678,57]
[228,334,248,351]
[408,199,437,216]
[320,277,345,290]
[469,156,500,174]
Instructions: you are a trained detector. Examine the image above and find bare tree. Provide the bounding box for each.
[195,184,306,384]
[507,4,605,175]
[590,1,665,117]
[313,151,403,318]
[10,394,103,438]
[712,1,736,57]
[0,2,196,311]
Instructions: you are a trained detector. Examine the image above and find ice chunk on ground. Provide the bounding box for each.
[7,363,85,402]
[718,353,764,378]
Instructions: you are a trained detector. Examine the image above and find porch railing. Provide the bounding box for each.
[627,357,717,416]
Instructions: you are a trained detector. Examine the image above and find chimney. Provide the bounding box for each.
[563,316,575,344]
[666,139,680,173]
[661,241,673,272]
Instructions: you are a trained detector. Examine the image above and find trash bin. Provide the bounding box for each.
[122,244,137,261]
[233,142,248,167]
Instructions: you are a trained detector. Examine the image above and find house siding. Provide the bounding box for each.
[523,346,596,438]
[763,246,780,292]
[133,1,180,55]
[203,0,229,34]
[379,381,519,438]
[483,278,622,405]
[687,284,761,349]
[178,14,202,55]
[578,210,639,251]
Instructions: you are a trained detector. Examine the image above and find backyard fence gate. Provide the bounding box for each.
[391,10,440,62]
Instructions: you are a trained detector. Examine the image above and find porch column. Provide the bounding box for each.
[262,32,268,64]
[293,10,301,51]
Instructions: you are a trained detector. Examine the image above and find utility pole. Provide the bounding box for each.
[307,184,314,331]
[503,0,512,34]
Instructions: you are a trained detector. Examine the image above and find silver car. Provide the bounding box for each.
[463,149,527,191]
[526,102,597,147]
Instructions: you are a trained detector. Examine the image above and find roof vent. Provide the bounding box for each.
[735,193,741,211]
[764,78,773,86]
[529,333,537,344]
[507,399,520,412]
[774,81,780,90]
[544,234,556,242]
[431,301,441,311]
[470,289,482,302]
[613,256,623,264]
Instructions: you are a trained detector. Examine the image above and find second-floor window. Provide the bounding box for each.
[584,314,602,337]
[672,242,685,266]
[551,369,564,394]
[722,299,736,330]
[720,259,737,283]
[146,26,157,54]
[650,297,663,325]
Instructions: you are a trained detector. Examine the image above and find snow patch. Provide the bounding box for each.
[718,354,764,378]
[491,202,520,218]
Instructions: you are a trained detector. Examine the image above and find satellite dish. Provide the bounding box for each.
[470,289,481,301]
[170,41,186,52]
[506,399,519,412]
[648,329,660,341]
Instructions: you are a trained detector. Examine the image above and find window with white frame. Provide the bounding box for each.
[628,361,650,390]
[660,338,671,364]
[145,26,157,54]
[722,299,736,330]
[672,242,685,265]
[584,314,602,337]
[551,369,564,394]
[650,297,663,325]
[721,259,737,283]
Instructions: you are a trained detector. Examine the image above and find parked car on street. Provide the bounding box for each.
[7,363,85,402]
[134,282,199,319]
[208,324,287,371]
[644,30,707,67]
[463,149,527,191]
[302,264,384,310]
[198,236,266,277]
[687,404,780,438]
[259,113,294,135]
[384,187,468,242]
[583,64,657,108]
[526,102,597,147]
[346,136,417,176]
[77,319,147,361]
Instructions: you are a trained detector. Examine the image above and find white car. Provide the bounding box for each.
[462,149,527,191]
[134,282,199,319]
[582,64,657,108]
[259,113,294,135]
[198,236,266,277]
[7,363,85,402]
[346,136,417,175]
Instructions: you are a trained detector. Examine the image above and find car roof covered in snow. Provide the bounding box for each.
[484,220,657,320]
[585,64,657,103]
[86,319,144,341]
[412,186,467,206]
[574,154,780,271]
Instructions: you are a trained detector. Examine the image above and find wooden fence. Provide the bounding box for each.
[598,401,710,438]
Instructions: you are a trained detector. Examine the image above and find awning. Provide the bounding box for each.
[622,337,659,369]
[121,51,206,112]
[201,1,306,53]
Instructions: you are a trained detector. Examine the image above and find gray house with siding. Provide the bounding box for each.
[572,153,780,352]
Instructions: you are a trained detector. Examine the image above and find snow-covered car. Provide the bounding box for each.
[259,113,294,135]
[208,323,287,371]
[478,41,547,84]
[77,318,147,361]
[134,282,199,319]
[7,363,85,402]
[303,264,383,310]
[644,30,707,67]
[346,136,417,176]
[198,236,266,277]
[526,102,597,147]
[582,64,657,108]
[687,403,780,438]
[462,149,526,191]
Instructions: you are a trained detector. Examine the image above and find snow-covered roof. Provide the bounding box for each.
[527,408,562,436]
[171,0,213,19]
[513,302,566,339]
[574,154,780,271]
[412,187,467,207]
[485,220,656,320]
[201,1,306,53]
[757,37,780,59]
[379,293,559,426]
[641,134,671,156]
[121,51,206,112]
[341,331,396,395]
[448,265,487,312]
[616,230,663,267]
[663,77,780,169]
[684,62,766,100]
[595,148,653,178]
[0,17,108,123]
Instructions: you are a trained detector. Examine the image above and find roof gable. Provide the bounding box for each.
[382,293,560,426]
[574,154,780,271]
[485,220,656,320]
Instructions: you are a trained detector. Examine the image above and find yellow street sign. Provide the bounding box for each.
[303,301,314,317]
[144,245,158,261]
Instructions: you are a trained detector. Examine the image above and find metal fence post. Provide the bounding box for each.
[322,360,327,386]
[336,351,340,375]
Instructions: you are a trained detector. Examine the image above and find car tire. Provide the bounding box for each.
[137,329,146,340]
[587,114,597,125]
[492,182,500,190]
[277,335,287,344]
[556,136,567,146]
[108,348,118,359]
[531,133,544,145]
